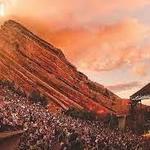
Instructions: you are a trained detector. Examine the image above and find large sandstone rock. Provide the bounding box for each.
[0,20,125,114]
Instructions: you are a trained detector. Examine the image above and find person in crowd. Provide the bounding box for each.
[0,82,149,150]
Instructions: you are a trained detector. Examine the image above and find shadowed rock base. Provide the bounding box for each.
[0,131,23,150]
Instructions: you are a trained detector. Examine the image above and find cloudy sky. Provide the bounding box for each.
[0,0,150,104]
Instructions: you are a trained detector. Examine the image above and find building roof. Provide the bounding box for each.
[130,83,150,100]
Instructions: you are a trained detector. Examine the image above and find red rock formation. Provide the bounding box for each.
[0,20,126,114]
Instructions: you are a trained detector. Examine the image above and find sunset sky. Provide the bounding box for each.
[0,0,150,104]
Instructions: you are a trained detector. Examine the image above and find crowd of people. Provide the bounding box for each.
[0,82,149,150]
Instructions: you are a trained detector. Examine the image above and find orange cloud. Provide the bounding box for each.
[45,18,150,73]
[132,63,150,76]
[5,17,150,75]
[1,1,150,75]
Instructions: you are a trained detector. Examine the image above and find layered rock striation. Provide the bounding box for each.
[0,20,125,114]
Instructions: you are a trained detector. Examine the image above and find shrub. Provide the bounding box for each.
[64,108,97,121]
[29,90,48,107]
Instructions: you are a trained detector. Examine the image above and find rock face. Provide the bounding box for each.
[0,20,125,114]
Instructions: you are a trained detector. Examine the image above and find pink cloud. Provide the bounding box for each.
[132,62,150,76]
[4,0,150,27]
[107,81,142,92]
